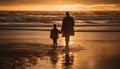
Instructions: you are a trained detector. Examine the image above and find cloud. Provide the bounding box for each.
[0,0,72,5]
[74,0,120,4]
[0,4,119,11]
[0,0,119,11]
[0,0,120,6]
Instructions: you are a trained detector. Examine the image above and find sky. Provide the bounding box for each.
[0,0,120,11]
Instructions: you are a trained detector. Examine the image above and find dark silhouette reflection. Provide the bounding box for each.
[62,46,74,66]
[48,49,58,64]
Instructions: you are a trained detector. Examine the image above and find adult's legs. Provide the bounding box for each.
[65,36,70,55]
[65,36,70,47]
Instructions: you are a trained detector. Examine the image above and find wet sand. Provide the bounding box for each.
[0,41,120,69]
[0,31,120,69]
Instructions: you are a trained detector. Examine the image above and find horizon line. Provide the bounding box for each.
[0,10,120,12]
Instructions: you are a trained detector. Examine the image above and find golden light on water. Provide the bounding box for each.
[60,36,76,46]
[69,36,76,45]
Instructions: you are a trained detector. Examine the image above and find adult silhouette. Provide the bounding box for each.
[61,12,75,47]
[61,12,75,65]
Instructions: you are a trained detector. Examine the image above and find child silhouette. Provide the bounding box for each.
[50,24,61,50]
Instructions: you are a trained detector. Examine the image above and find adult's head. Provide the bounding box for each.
[65,11,70,17]
[53,24,56,28]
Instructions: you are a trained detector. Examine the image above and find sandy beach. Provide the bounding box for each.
[0,30,120,69]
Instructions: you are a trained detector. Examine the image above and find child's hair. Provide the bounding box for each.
[53,24,57,28]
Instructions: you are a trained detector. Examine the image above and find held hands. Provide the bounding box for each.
[59,30,62,34]
[60,29,63,34]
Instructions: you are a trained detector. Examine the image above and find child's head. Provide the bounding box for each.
[53,24,57,28]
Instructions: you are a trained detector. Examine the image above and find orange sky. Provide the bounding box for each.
[0,0,120,11]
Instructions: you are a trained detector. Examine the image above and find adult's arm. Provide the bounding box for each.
[72,17,75,26]
[61,17,65,32]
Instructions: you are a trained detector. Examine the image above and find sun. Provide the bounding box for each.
[53,4,80,11]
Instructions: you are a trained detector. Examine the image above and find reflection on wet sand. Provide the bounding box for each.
[0,32,120,69]
[0,41,120,69]
[0,54,39,69]
[48,48,58,64]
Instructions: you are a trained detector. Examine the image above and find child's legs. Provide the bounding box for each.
[53,39,55,46]
[53,38,57,46]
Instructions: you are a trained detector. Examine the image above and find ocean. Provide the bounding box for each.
[0,11,120,45]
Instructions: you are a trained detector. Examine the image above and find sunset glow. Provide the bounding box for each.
[0,4,120,11]
[0,0,120,11]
